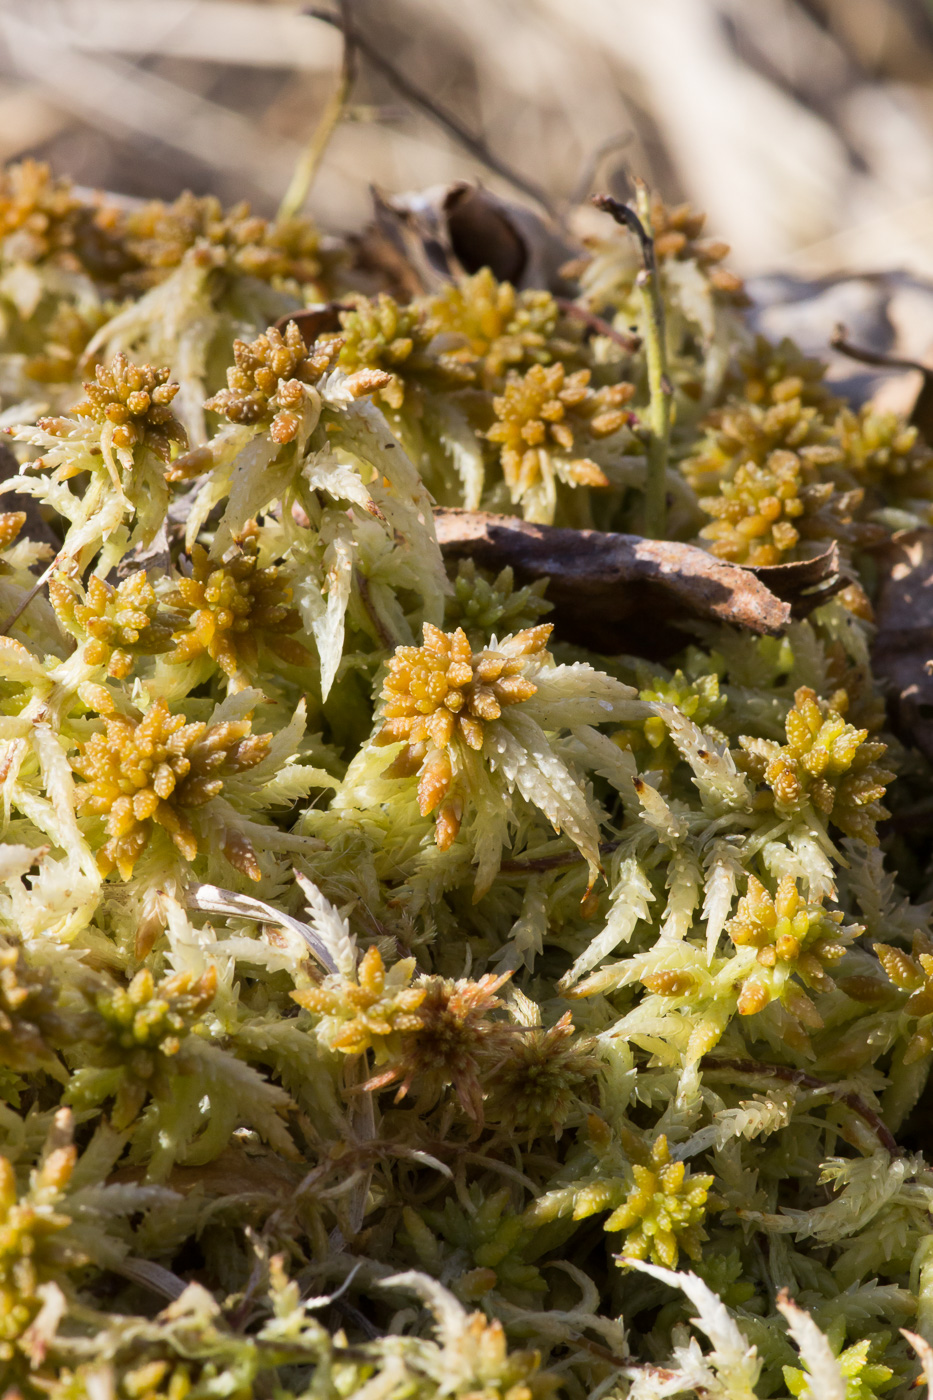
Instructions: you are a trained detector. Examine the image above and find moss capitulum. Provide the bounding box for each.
[375,621,549,848]
[72,699,270,878]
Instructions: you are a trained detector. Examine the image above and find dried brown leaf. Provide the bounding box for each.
[749,544,845,613]
[434,508,824,656]
[273,301,350,343]
[370,182,580,294]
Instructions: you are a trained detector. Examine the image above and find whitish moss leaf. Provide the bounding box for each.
[776,1291,846,1400]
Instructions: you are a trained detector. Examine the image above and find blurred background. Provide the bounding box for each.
[4,0,933,379]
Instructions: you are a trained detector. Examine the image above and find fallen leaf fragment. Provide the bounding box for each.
[435,509,839,656]
[749,544,844,614]
[274,300,349,343]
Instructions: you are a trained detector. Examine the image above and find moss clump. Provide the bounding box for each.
[0,158,932,1400]
[72,699,271,878]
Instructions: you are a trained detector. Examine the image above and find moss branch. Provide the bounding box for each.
[701,1056,900,1156]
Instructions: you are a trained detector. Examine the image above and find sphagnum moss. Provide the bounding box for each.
[486,362,634,519]
[120,189,323,291]
[71,699,271,878]
[422,266,582,386]
[0,159,126,279]
[167,533,311,689]
[0,1142,78,1360]
[291,943,426,1055]
[73,352,187,458]
[875,938,933,1064]
[205,321,342,443]
[329,292,472,409]
[374,621,547,848]
[602,1135,714,1270]
[0,937,67,1073]
[50,571,173,678]
[1,157,933,1400]
[737,684,895,844]
[77,965,218,1128]
[727,874,855,1019]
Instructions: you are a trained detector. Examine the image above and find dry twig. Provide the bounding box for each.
[302,4,558,219]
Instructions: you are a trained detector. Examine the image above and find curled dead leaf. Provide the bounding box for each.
[748,544,845,614]
[368,182,580,295]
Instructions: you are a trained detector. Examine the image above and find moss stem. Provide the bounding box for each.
[279,2,356,223]
[634,181,671,540]
[592,185,672,539]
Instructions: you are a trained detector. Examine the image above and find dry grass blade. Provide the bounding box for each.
[0,8,300,201]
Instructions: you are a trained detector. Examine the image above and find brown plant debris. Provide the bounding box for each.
[434,509,842,656]
[168,531,311,688]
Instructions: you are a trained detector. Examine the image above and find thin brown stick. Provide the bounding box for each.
[830,324,930,376]
[592,194,655,271]
[554,298,641,354]
[701,1056,899,1155]
[303,5,558,219]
